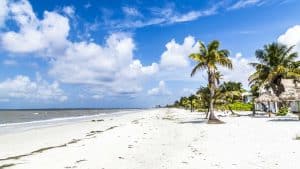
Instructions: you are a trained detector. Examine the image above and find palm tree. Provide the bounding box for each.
[249,43,300,96]
[189,40,233,123]
[219,81,243,115]
[188,94,198,112]
[196,86,211,118]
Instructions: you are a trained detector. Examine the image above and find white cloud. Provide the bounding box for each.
[147,80,171,96]
[160,36,198,70]
[92,94,103,99]
[0,74,67,102]
[228,0,263,10]
[169,6,217,23]
[219,53,255,89]
[0,0,160,96]
[106,4,219,29]
[63,6,75,17]
[235,52,242,58]
[49,33,158,94]
[122,7,141,17]
[0,0,8,27]
[278,25,300,54]
[3,59,17,66]
[182,88,196,95]
[1,0,70,56]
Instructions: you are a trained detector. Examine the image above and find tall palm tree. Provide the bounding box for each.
[249,43,300,96]
[189,40,232,123]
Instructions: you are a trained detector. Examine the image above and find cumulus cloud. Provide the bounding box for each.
[1,0,70,56]
[147,80,171,96]
[219,53,255,88]
[160,36,198,70]
[278,25,300,54]
[49,33,158,93]
[0,74,67,102]
[0,0,159,96]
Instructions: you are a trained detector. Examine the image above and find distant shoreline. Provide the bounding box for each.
[0,108,145,111]
[0,109,144,127]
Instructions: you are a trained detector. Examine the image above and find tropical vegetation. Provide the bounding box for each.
[171,81,249,115]
[169,41,300,121]
[249,42,300,96]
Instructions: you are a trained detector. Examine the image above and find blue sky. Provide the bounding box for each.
[0,0,300,108]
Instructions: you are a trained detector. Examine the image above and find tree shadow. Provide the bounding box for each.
[251,115,271,118]
[178,119,206,124]
[268,119,299,122]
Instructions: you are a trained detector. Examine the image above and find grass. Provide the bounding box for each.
[296,135,300,140]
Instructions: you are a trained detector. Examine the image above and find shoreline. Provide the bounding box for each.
[0,109,142,135]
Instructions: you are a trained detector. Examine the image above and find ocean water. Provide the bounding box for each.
[0,109,138,134]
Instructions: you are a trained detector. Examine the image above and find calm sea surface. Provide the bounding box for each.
[0,109,137,125]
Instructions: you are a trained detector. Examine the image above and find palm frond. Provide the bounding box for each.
[191,62,207,77]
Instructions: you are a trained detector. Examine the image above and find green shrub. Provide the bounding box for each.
[277,106,289,116]
[227,102,253,111]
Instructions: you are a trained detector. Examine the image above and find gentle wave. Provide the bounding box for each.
[0,109,138,127]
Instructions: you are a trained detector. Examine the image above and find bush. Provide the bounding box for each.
[277,106,289,116]
[227,102,253,111]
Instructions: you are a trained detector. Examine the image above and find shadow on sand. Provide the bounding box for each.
[268,118,299,122]
[178,119,207,124]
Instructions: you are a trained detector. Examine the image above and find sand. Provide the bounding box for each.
[0,108,299,169]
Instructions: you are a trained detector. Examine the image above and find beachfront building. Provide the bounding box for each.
[255,79,300,113]
[280,79,300,113]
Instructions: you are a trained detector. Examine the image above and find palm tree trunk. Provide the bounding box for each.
[205,108,209,119]
[207,69,223,123]
[268,101,271,117]
[252,100,256,116]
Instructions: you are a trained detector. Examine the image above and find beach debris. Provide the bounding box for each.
[91,119,104,122]
[131,119,139,124]
[0,163,16,169]
[105,126,118,131]
[128,145,133,148]
[86,130,103,137]
[118,156,125,159]
[75,159,87,163]
[296,134,300,140]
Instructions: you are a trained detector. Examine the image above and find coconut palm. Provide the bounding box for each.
[249,43,300,96]
[219,81,243,115]
[189,40,233,123]
[196,86,210,118]
[188,94,198,112]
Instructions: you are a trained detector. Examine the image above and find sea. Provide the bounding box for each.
[0,109,138,134]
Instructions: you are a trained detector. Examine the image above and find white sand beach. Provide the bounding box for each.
[0,108,300,169]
